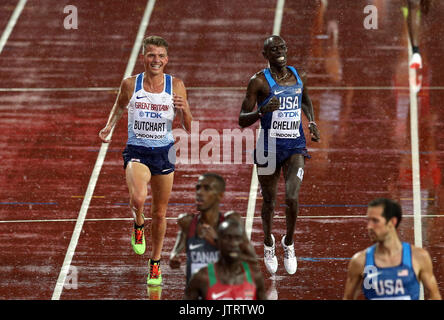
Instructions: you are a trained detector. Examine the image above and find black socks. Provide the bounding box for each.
[134,222,144,229]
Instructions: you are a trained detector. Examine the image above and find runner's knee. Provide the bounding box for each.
[262,192,276,207]
[285,194,299,208]
[131,191,146,210]
[151,206,167,221]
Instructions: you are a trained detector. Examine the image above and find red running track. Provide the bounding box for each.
[0,0,443,300]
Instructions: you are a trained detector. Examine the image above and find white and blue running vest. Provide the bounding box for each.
[362,242,420,300]
[257,66,306,152]
[127,72,175,148]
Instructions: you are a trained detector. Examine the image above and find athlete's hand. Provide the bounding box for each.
[169,254,181,269]
[200,223,217,247]
[261,96,280,114]
[309,122,320,142]
[99,125,112,143]
[173,93,190,113]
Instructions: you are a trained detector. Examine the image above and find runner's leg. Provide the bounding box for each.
[126,161,151,226]
[150,172,174,260]
[282,153,305,246]
[257,166,281,247]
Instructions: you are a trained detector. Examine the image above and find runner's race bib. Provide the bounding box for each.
[132,101,173,140]
[269,96,301,139]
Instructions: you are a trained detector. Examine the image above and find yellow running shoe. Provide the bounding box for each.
[147,259,162,286]
[131,226,146,255]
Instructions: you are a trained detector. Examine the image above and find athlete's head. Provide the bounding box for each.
[217,219,243,263]
[141,36,169,76]
[367,198,402,242]
[262,35,287,68]
[195,173,225,212]
[142,36,169,55]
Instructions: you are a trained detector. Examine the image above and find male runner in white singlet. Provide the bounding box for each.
[99,36,192,285]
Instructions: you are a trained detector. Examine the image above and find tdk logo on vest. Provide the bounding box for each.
[278,110,300,118]
[138,111,162,119]
[278,96,299,110]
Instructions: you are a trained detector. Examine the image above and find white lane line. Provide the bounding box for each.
[1,214,442,224]
[272,0,285,36]
[245,0,286,240]
[0,0,27,55]
[407,45,423,250]
[50,0,157,301]
[407,38,424,299]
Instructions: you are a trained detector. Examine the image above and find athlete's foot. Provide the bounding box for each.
[147,259,163,286]
[264,234,278,274]
[281,235,297,275]
[131,224,146,255]
[410,52,422,69]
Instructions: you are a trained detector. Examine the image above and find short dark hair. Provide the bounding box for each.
[200,173,226,193]
[368,198,402,228]
[142,36,168,55]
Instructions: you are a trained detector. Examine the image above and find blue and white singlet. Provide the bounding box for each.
[362,242,420,300]
[127,72,175,148]
[257,66,306,152]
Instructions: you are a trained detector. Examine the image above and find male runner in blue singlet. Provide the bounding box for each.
[239,35,320,275]
[99,36,192,285]
[344,198,441,300]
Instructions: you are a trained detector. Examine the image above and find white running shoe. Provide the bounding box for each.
[264,234,278,274]
[410,52,422,69]
[281,235,297,275]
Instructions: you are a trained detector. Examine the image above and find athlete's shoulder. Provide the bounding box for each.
[410,244,432,265]
[172,76,185,88]
[290,66,307,84]
[349,249,367,270]
[172,76,187,96]
[251,69,267,82]
[247,70,268,92]
[121,75,137,93]
[177,213,194,229]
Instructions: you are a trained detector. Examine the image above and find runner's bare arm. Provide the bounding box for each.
[99,77,134,143]
[239,74,279,128]
[343,251,365,300]
[414,247,442,300]
[173,77,192,133]
[300,73,320,142]
[169,213,193,269]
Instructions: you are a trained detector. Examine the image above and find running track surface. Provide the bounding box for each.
[0,0,443,300]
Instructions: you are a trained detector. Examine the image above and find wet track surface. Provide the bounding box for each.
[0,0,443,300]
